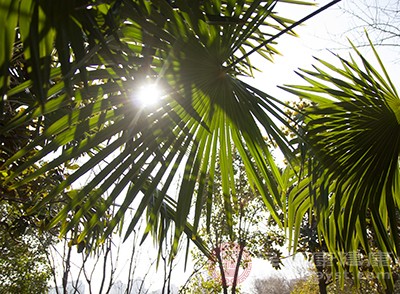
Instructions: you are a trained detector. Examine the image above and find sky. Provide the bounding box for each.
[51,0,400,293]
[246,0,400,96]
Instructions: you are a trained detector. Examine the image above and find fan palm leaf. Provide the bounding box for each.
[282,36,400,289]
[1,0,314,252]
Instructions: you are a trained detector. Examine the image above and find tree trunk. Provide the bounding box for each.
[312,253,328,294]
[317,274,328,294]
[314,257,328,294]
[215,246,229,294]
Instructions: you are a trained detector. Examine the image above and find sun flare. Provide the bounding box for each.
[135,83,163,107]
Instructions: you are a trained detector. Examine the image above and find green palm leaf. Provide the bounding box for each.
[1,0,312,253]
[282,36,400,290]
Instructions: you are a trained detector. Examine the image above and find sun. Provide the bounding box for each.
[135,83,164,107]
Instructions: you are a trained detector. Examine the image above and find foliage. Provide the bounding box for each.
[181,150,285,293]
[9,1,400,293]
[0,94,65,234]
[0,51,109,291]
[0,76,62,293]
[182,272,225,294]
[0,202,52,294]
[280,77,400,293]
[282,35,400,291]
[0,0,317,255]
[290,265,400,294]
[251,275,297,294]
[290,274,320,294]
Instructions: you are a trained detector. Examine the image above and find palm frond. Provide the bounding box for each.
[1,0,312,254]
[282,36,400,290]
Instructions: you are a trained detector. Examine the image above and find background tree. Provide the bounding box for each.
[0,202,53,293]
[0,54,66,293]
[288,265,399,294]
[48,217,157,294]
[181,150,286,294]
[249,259,315,294]
[338,0,400,51]
[251,275,297,294]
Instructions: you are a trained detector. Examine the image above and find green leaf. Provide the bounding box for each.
[284,35,400,290]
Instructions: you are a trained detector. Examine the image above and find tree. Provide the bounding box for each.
[0,0,333,255]
[289,265,400,294]
[48,216,168,294]
[279,88,400,294]
[338,0,400,50]
[0,203,53,293]
[181,150,286,294]
[282,35,400,291]
[0,60,66,293]
[9,1,398,292]
[252,275,297,294]
[290,274,320,294]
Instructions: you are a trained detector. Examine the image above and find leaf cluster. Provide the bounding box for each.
[282,36,400,290]
[0,0,311,254]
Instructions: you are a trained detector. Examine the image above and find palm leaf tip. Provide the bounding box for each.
[387,98,400,124]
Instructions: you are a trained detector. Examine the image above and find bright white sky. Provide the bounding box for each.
[53,1,400,293]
